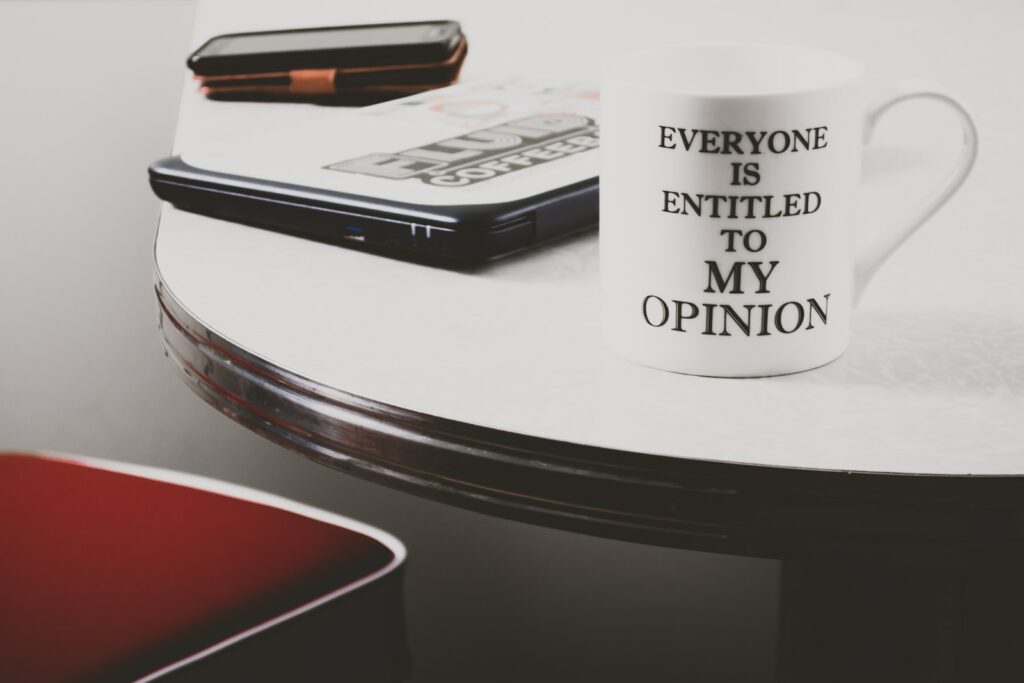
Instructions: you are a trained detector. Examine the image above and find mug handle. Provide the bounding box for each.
[854,79,979,304]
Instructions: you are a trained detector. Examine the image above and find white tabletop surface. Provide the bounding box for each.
[156,0,1024,476]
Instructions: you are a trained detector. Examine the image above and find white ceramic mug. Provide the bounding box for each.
[600,43,977,377]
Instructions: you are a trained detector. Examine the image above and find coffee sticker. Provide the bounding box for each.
[326,114,599,187]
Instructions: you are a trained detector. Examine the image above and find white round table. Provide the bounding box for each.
[155,0,1024,556]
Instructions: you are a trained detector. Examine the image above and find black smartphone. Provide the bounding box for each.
[150,78,601,264]
[188,21,464,76]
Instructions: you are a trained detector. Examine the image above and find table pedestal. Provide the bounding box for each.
[779,558,1024,682]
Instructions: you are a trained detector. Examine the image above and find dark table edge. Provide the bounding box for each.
[153,268,1024,560]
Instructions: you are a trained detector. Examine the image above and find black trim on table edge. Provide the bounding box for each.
[155,277,1024,561]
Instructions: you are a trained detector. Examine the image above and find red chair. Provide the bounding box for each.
[0,452,407,683]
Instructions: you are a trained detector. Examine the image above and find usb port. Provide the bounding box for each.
[342,225,366,242]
